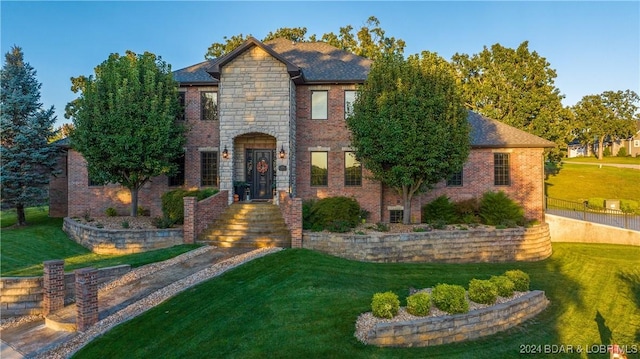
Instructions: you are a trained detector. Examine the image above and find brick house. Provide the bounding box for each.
[50,37,554,225]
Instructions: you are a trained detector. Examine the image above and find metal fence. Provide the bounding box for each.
[545,197,640,231]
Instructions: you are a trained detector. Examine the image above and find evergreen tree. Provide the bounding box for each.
[1,46,59,226]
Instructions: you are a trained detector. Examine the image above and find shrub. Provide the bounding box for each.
[105,207,117,217]
[422,196,458,224]
[308,197,361,232]
[137,206,149,216]
[504,270,530,292]
[587,198,606,210]
[152,215,176,229]
[620,199,639,214]
[302,199,316,230]
[454,198,479,218]
[468,279,498,305]
[617,147,628,157]
[603,147,611,157]
[490,275,515,297]
[161,188,219,224]
[325,220,351,233]
[121,221,130,229]
[432,284,469,314]
[373,222,389,232]
[406,292,431,316]
[479,191,525,227]
[371,291,400,319]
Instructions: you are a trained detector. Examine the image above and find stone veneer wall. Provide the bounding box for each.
[63,218,183,254]
[303,224,551,263]
[183,191,229,244]
[0,265,130,318]
[363,290,549,347]
[278,191,303,248]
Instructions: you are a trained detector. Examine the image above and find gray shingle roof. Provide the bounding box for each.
[173,60,218,84]
[468,111,555,148]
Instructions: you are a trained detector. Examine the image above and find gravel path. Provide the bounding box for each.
[33,246,282,359]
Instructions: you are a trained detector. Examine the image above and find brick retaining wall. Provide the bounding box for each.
[63,218,183,254]
[303,224,551,263]
[0,265,130,318]
[183,191,229,244]
[363,290,549,347]
[278,191,303,248]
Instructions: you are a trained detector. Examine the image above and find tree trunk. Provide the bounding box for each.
[597,136,605,160]
[16,203,27,226]
[402,186,412,224]
[130,187,139,217]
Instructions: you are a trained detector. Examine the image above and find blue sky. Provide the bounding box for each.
[2,1,638,128]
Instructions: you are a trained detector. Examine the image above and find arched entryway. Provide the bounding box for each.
[233,133,277,201]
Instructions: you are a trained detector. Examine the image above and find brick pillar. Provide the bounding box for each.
[43,260,65,316]
[290,198,303,248]
[183,196,196,244]
[75,267,98,332]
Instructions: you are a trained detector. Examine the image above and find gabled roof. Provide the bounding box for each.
[468,111,556,148]
[172,37,372,85]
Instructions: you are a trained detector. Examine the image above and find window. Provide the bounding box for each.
[344,152,362,186]
[200,151,218,186]
[311,91,328,120]
[344,90,356,119]
[201,92,218,121]
[168,153,185,187]
[310,151,328,186]
[447,170,463,187]
[390,210,403,223]
[634,140,640,148]
[177,92,185,121]
[494,153,510,186]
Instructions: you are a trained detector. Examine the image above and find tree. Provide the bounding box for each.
[346,52,471,224]
[48,123,74,143]
[572,90,640,160]
[68,51,186,216]
[204,16,405,60]
[451,41,572,161]
[1,46,59,226]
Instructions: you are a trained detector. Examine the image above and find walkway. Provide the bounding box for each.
[0,246,280,359]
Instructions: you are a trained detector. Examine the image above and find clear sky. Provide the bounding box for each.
[2,1,638,128]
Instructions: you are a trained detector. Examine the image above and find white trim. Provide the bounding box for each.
[308,146,330,151]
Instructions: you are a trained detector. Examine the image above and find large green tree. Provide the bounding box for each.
[68,51,186,216]
[204,16,405,59]
[451,41,572,161]
[346,52,470,224]
[572,90,640,159]
[1,46,59,226]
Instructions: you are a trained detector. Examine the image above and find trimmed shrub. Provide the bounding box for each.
[371,291,400,319]
[603,147,612,157]
[479,191,525,227]
[161,188,219,224]
[454,198,479,218]
[432,284,469,314]
[422,196,458,224]
[152,216,175,229]
[620,199,640,214]
[302,199,316,230]
[308,196,361,232]
[504,270,530,292]
[468,279,498,305]
[617,147,628,157]
[406,292,431,316]
[105,207,117,217]
[490,275,516,297]
[587,198,606,210]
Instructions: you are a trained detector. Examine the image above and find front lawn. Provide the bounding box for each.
[564,156,640,165]
[546,163,640,202]
[0,208,200,276]
[74,244,640,359]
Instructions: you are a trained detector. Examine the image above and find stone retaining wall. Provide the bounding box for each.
[303,224,551,263]
[364,290,549,347]
[63,218,183,254]
[0,265,130,318]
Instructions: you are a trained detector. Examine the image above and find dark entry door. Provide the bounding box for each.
[246,149,273,200]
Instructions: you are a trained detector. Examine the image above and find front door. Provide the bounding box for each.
[246,149,274,200]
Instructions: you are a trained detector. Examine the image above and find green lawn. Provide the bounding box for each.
[74,245,640,359]
[546,163,640,202]
[0,208,200,276]
[563,157,640,165]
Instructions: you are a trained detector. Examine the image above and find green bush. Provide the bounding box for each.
[406,292,431,316]
[620,199,639,214]
[587,197,606,210]
[105,207,117,217]
[161,188,219,224]
[371,291,400,319]
[308,197,361,232]
[422,196,458,224]
[373,222,389,232]
[432,284,469,314]
[603,147,612,157]
[479,191,525,227]
[504,270,530,292]
[468,279,498,305]
[302,199,317,230]
[617,147,628,157]
[152,215,176,229]
[454,198,479,218]
[490,275,516,297]
[121,221,130,229]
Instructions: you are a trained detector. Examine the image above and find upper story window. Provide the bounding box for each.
[168,153,185,187]
[200,151,218,187]
[344,90,356,119]
[447,170,463,187]
[310,151,328,186]
[344,152,362,186]
[311,91,328,120]
[177,92,185,121]
[494,153,510,186]
[634,140,640,148]
[201,91,218,121]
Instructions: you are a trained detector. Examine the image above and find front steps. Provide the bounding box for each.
[198,202,291,248]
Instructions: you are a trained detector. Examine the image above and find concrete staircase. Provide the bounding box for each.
[198,202,291,248]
